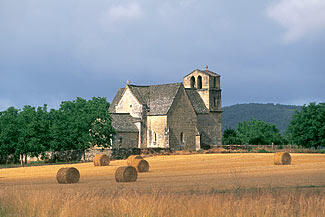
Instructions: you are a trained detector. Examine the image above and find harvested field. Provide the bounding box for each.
[0,153,324,216]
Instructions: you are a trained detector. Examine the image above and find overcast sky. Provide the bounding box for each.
[1,0,324,110]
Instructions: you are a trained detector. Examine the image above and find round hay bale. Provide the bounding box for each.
[131,159,149,172]
[115,166,137,182]
[56,167,80,184]
[274,152,291,165]
[127,155,143,166]
[93,154,110,166]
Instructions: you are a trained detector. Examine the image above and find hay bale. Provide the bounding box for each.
[115,166,137,182]
[274,152,291,165]
[93,154,110,166]
[56,167,80,184]
[131,159,149,172]
[127,155,143,165]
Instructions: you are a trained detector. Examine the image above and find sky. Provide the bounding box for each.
[1,0,324,111]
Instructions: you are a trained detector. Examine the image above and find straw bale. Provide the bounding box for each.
[127,155,143,165]
[131,159,149,172]
[115,166,137,182]
[274,152,291,165]
[56,167,80,184]
[94,154,110,166]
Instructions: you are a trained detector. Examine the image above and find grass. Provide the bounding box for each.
[0,153,325,216]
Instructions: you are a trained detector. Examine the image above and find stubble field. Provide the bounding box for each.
[0,153,324,217]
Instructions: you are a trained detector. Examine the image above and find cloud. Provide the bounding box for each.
[267,0,325,42]
[107,2,143,21]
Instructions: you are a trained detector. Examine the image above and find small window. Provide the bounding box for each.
[130,104,132,108]
[213,77,216,88]
[154,132,157,142]
[190,76,195,88]
[197,76,202,89]
[180,132,184,144]
[119,138,122,144]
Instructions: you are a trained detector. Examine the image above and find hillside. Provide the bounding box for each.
[222,103,301,133]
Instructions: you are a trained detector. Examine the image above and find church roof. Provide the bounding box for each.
[109,88,125,113]
[110,113,139,132]
[184,69,220,78]
[147,83,182,115]
[185,89,209,114]
[109,82,209,115]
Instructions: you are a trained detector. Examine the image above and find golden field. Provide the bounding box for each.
[0,153,324,217]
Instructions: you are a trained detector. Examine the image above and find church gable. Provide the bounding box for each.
[115,86,143,118]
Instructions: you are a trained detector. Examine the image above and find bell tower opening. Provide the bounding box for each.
[190,76,195,88]
[197,76,202,89]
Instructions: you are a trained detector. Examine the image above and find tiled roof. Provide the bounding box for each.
[110,113,139,132]
[147,83,182,115]
[185,89,209,114]
[109,88,125,113]
[127,85,150,107]
[110,82,209,116]
[184,69,220,77]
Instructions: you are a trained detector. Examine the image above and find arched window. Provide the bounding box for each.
[190,76,195,88]
[180,132,184,144]
[197,76,202,89]
[213,77,216,88]
[119,138,122,144]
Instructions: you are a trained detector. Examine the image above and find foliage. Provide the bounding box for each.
[222,128,242,145]
[0,107,20,163]
[237,119,284,145]
[0,97,114,164]
[111,148,141,160]
[222,119,284,145]
[286,102,325,149]
[222,103,301,133]
[49,97,114,152]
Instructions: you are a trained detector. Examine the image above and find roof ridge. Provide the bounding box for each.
[129,82,182,88]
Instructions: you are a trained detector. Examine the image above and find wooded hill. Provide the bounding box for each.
[222,103,301,133]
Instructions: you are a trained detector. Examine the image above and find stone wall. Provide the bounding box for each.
[167,87,198,150]
[146,115,168,148]
[112,132,139,149]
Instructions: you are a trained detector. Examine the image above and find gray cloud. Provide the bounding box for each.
[267,0,325,42]
[0,0,324,110]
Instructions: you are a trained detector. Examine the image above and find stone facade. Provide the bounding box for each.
[109,68,222,150]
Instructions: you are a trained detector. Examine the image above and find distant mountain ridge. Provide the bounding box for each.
[222,103,302,133]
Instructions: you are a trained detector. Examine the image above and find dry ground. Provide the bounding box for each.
[0,153,324,216]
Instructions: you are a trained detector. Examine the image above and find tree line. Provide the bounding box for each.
[0,97,115,164]
[223,102,325,149]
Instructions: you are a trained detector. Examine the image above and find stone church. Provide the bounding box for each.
[109,67,222,150]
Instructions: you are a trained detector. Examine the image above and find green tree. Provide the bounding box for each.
[0,107,20,163]
[16,105,50,165]
[222,128,243,145]
[49,97,115,152]
[286,102,325,149]
[237,119,283,145]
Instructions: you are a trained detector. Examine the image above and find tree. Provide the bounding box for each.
[236,119,283,145]
[222,128,243,145]
[49,97,115,152]
[16,105,37,165]
[286,102,325,149]
[16,105,50,165]
[0,107,20,163]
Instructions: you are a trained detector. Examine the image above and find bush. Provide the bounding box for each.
[111,148,141,160]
